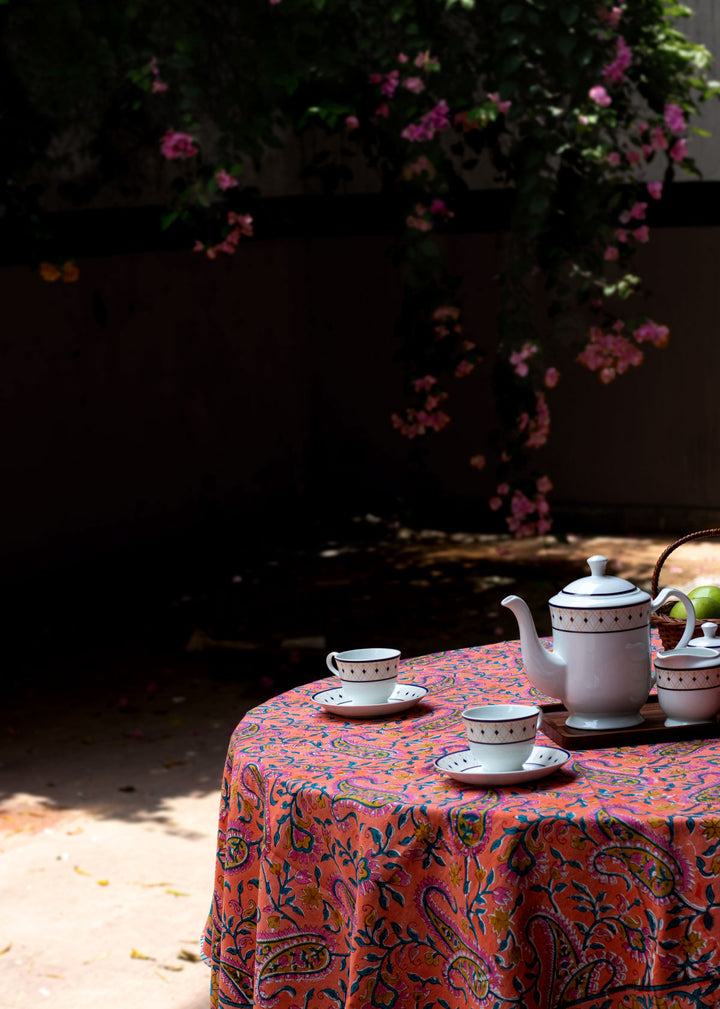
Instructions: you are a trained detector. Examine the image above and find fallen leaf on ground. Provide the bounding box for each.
[82,952,109,964]
[97,879,109,886]
[163,759,185,768]
[178,949,201,962]
[154,971,169,983]
[0,942,12,955]
[165,888,190,897]
[73,866,92,876]
[160,963,184,972]
[129,880,172,888]
[131,949,155,960]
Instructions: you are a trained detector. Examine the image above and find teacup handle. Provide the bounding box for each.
[651,588,696,649]
[326,652,341,677]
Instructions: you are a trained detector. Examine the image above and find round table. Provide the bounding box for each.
[202,640,720,1009]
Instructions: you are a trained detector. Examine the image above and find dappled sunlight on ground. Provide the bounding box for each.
[3,522,720,1006]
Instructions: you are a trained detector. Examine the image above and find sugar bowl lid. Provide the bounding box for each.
[688,621,720,649]
[549,555,649,609]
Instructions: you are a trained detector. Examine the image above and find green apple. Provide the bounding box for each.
[669,584,720,619]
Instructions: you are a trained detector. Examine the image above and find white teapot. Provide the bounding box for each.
[502,555,696,730]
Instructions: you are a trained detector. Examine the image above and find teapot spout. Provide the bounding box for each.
[502,594,566,697]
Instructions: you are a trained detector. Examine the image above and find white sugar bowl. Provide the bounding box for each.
[654,646,720,726]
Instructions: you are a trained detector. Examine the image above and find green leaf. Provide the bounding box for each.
[500,5,523,23]
[528,194,549,214]
[559,5,579,26]
[161,211,181,230]
[501,52,525,75]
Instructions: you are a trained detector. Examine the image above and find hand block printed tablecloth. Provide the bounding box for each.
[202,639,720,1009]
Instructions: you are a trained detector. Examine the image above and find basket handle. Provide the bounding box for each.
[651,527,720,597]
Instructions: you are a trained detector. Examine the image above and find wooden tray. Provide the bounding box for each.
[540,699,720,750]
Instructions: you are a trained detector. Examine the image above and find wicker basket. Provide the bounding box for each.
[651,528,720,650]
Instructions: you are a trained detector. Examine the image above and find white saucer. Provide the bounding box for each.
[434,745,571,786]
[312,683,428,718]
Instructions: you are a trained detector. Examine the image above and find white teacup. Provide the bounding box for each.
[326,648,401,704]
[462,704,541,771]
[654,646,720,726]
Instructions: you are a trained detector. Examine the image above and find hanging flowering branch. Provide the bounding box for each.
[3,0,718,535]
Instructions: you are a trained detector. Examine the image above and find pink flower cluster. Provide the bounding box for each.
[369,69,400,98]
[194,211,253,259]
[432,304,462,339]
[599,6,623,28]
[605,107,687,175]
[369,52,440,117]
[414,50,440,71]
[149,57,168,94]
[509,341,538,377]
[454,92,511,133]
[633,319,669,346]
[401,101,451,142]
[607,200,651,257]
[215,168,239,191]
[517,392,550,449]
[487,92,512,115]
[406,198,454,232]
[490,478,553,537]
[433,306,460,321]
[160,130,198,159]
[577,323,644,383]
[401,155,436,180]
[404,77,425,95]
[602,36,632,84]
[413,375,437,392]
[664,103,686,135]
[391,400,450,439]
[589,85,611,108]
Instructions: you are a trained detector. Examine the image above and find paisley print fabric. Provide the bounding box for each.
[202,639,720,1008]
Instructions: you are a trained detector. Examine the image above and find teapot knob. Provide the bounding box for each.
[587,555,608,577]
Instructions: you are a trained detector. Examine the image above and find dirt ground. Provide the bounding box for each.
[3,519,720,1008]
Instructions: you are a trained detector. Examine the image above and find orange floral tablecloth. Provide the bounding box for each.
[202,639,720,1009]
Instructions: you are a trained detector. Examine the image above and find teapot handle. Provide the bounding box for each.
[651,588,696,649]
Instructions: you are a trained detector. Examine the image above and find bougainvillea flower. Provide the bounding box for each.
[160,130,198,159]
[669,138,687,162]
[664,103,686,135]
[589,85,611,107]
[215,168,239,190]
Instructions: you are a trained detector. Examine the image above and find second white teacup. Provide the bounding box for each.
[462,704,541,772]
[326,647,401,704]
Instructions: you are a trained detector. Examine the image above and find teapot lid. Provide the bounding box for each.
[550,555,648,608]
